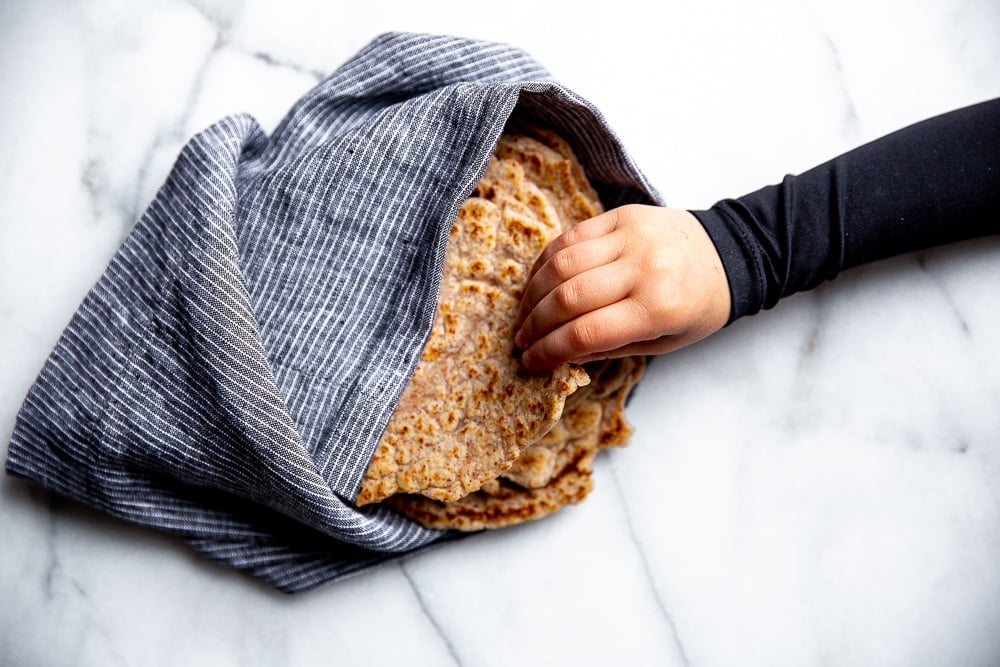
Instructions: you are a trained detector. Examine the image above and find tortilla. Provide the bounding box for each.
[360,124,646,530]
[355,132,596,506]
[386,400,602,531]
[389,355,646,531]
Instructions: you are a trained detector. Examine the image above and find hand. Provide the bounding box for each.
[513,205,731,371]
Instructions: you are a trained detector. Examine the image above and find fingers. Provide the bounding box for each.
[519,299,652,371]
[514,260,632,351]
[524,209,622,281]
[513,205,731,372]
[514,234,624,331]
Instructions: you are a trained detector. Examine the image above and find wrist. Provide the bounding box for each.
[689,205,761,324]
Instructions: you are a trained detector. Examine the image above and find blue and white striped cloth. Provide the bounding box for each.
[6,32,661,592]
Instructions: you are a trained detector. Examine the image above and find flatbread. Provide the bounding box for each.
[363,124,646,530]
[355,132,596,506]
[584,356,647,449]
[386,400,602,531]
[502,399,603,489]
[503,356,646,487]
[388,355,645,531]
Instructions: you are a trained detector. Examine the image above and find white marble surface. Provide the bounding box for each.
[2,0,999,664]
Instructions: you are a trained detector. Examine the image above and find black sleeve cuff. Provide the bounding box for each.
[691,203,767,324]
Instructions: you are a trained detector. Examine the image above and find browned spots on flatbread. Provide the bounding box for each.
[502,401,602,490]
[492,124,603,228]
[362,123,646,529]
[495,356,645,499]
[386,418,600,531]
[355,134,593,506]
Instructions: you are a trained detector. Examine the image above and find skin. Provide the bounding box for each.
[513,205,732,371]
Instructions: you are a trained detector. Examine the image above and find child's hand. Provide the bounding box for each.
[513,205,731,371]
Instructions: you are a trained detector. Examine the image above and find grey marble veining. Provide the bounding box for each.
[401,563,464,667]
[608,458,690,667]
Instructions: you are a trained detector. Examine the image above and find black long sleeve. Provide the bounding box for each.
[692,97,1000,323]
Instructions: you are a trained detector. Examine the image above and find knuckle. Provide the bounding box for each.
[536,235,566,268]
[549,249,576,281]
[632,295,665,330]
[638,290,682,334]
[620,203,644,218]
[642,244,671,276]
[527,339,557,370]
[554,280,579,312]
[567,319,599,352]
[612,203,643,228]
[560,225,578,245]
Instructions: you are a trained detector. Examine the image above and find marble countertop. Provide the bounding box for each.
[2,0,999,664]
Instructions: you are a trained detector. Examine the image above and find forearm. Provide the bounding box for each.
[693,97,1000,322]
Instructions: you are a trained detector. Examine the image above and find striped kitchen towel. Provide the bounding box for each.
[5,32,661,592]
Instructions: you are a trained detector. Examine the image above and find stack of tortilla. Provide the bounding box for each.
[355,122,645,531]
